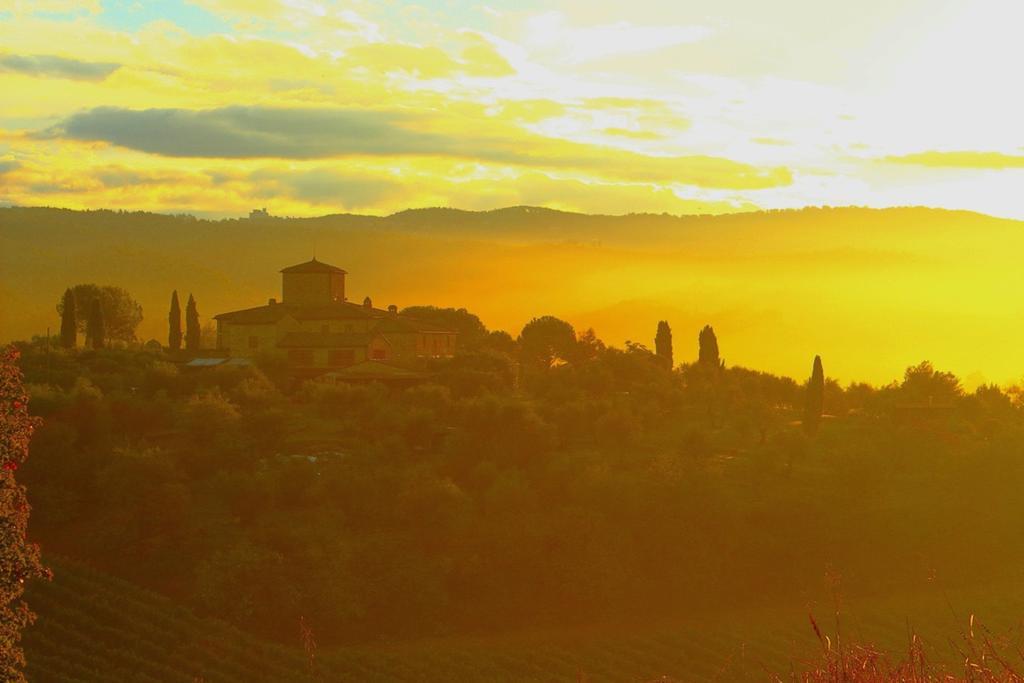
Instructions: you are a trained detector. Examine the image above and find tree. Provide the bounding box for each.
[59,288,76,349]
[900,361,962,406]
[87,298,105,350]
[518,316,577,368]
[401,306,488,349]
[56,285,142,343]
[655,320,673,369]
[698,325,720,367]
[804,355,824,435]
[168,290,182,351]
[185,294,201,351]
[0,347,50,682]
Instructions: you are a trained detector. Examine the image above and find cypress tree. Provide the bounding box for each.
[698,325,720,367]
[168,290,182,351]
[59,288,76,349]
[655,320,673,369]
[87,298,105,349]
[185,294,200,351]
[804,355,825,435]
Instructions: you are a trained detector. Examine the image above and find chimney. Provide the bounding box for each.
[362,296,372,309]
[387,304,398,316]
[268,298,277,305]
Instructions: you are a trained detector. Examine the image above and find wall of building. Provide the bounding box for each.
[418,332,457,358]
[295,318,374,334]
[282,272,345,306]
[218,321,280,357]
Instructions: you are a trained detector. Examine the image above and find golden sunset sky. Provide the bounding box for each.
[2,0,1024,218]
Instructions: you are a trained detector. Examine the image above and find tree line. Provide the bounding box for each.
[56,286,202,352]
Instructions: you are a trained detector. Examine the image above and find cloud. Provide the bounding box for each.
[41,106,447,159]
[885,151,1024,169]
[523,12,711,65]
[602,128,662,140]
[249,167,402,207]
[0,159,19,174]
[3,0,100,14]
[39,105,791,189]
[0,53,120,80]
[341,36,513,79]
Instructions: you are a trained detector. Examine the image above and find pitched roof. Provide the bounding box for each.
[280,258,347,274]
[319,361,428,380]
[213,303,293,324]
[277,331,380,348]
[185,357,229,367]
[216,301,378,323]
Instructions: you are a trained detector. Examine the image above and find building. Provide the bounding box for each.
[214,258,456,375]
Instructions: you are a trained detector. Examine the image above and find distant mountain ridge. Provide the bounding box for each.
[3,204,1022,384]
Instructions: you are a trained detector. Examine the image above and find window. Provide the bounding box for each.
[371,348,386,360]
[248,336,259,350]
[328,349,355,367]
[288,349,314,366]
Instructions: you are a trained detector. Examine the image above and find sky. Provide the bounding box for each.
[2,0,1024,218]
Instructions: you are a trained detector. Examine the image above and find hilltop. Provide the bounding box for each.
[2,204,1022,383]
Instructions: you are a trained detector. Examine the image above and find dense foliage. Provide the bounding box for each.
[185,294,200,352]
[15,316,1024,650]
[168,291,182,352]
[58,290,76,350]
[1,347,49,682]
[56,284,142,344]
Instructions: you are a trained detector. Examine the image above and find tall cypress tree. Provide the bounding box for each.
[698,325,720,367]
[185,294,200,351]
[655,320,673,369]
[804,355,825,435]
[59,288,76,349]
[168,290,182,351]
[87,298,105,350]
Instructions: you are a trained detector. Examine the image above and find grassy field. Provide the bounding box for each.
[23,556,1024,682]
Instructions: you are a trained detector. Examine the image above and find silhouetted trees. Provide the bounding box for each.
[402,306,489,350]
[900,361,962,406]
[698,325,720,367]
[655,321,673,369]
[14,332,1024,652]
[185,294,200,352]
[87,299,105,349]
[0,347,49,682]
[168,291,182,351]
[56,284,142,343]
[59,289,76,349]
[804,355,824,434]
[519,316,576,368]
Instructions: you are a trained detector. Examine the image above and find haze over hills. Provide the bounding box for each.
[3,204,1022,385]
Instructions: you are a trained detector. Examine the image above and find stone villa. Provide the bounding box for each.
[214,259,456,376]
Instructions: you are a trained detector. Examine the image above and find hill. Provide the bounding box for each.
[27,556,1024,682]
[3,204,1022,384]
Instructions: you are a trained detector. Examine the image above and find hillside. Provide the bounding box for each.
[25,557,310,683]
[16,338,1024,681]
[3,205,1022,384]
[27,556,1024,682]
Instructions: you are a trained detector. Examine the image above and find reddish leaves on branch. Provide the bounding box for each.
[1,346,50,683]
